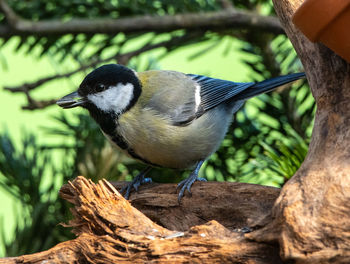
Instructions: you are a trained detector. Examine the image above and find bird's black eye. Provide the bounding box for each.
[95,83,105,92]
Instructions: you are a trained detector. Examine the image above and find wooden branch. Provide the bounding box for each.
[22,97,57,110]
[247,1,350,263]
[1,177,283,263]
[0,0,284,37]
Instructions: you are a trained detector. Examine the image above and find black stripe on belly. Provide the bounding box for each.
[110,134,128,150]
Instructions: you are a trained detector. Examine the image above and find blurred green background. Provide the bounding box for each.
[0,0,314,257]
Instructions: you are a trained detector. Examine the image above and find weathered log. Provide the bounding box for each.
[112,181,280,232]
[247,1,350,263]
[0,176,283,264]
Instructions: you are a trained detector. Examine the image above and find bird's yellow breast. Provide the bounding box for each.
[117,104,231,169]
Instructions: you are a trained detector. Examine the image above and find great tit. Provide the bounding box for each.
[57,64,305,201]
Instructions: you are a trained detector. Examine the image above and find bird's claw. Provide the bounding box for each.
[121,176,152,199]
[177,174,206,202]
[120,167,152,199]
[133,177,152,192]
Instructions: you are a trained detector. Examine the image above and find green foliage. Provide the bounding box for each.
[260,126,308,181]
[0,0,278,68]
[1,0,223,64]
[0,132,73,256]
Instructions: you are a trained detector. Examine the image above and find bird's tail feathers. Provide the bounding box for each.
[234,72,306,101]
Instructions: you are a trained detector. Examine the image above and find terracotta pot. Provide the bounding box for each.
[292,0,350,63]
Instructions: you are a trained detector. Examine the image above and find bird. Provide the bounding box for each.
[57,64,305,201]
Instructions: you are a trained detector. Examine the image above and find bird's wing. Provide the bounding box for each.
[138,71,254,126]
[187,74,254,112]
[138,71,304,126]
[188,72,305,111]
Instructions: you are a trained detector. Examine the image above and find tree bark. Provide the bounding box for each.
[247,1,350,263]
[0,177,282,264]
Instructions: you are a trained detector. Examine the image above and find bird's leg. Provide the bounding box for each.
[177,160,206,202]
[121,166,152,199]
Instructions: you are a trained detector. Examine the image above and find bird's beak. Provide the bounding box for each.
[57,91,86,109]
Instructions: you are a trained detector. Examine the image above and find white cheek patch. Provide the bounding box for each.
[194,83,201,112]
[87,83,134,114]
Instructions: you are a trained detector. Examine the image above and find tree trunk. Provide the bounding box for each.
[247,0,350,263]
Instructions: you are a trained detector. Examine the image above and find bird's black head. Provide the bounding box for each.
[57,64,141,113]
[57,64,142,134]
[78,64,140,98]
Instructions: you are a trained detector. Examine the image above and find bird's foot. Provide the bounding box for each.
[121,167,152,199]
[177,172,206,202]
